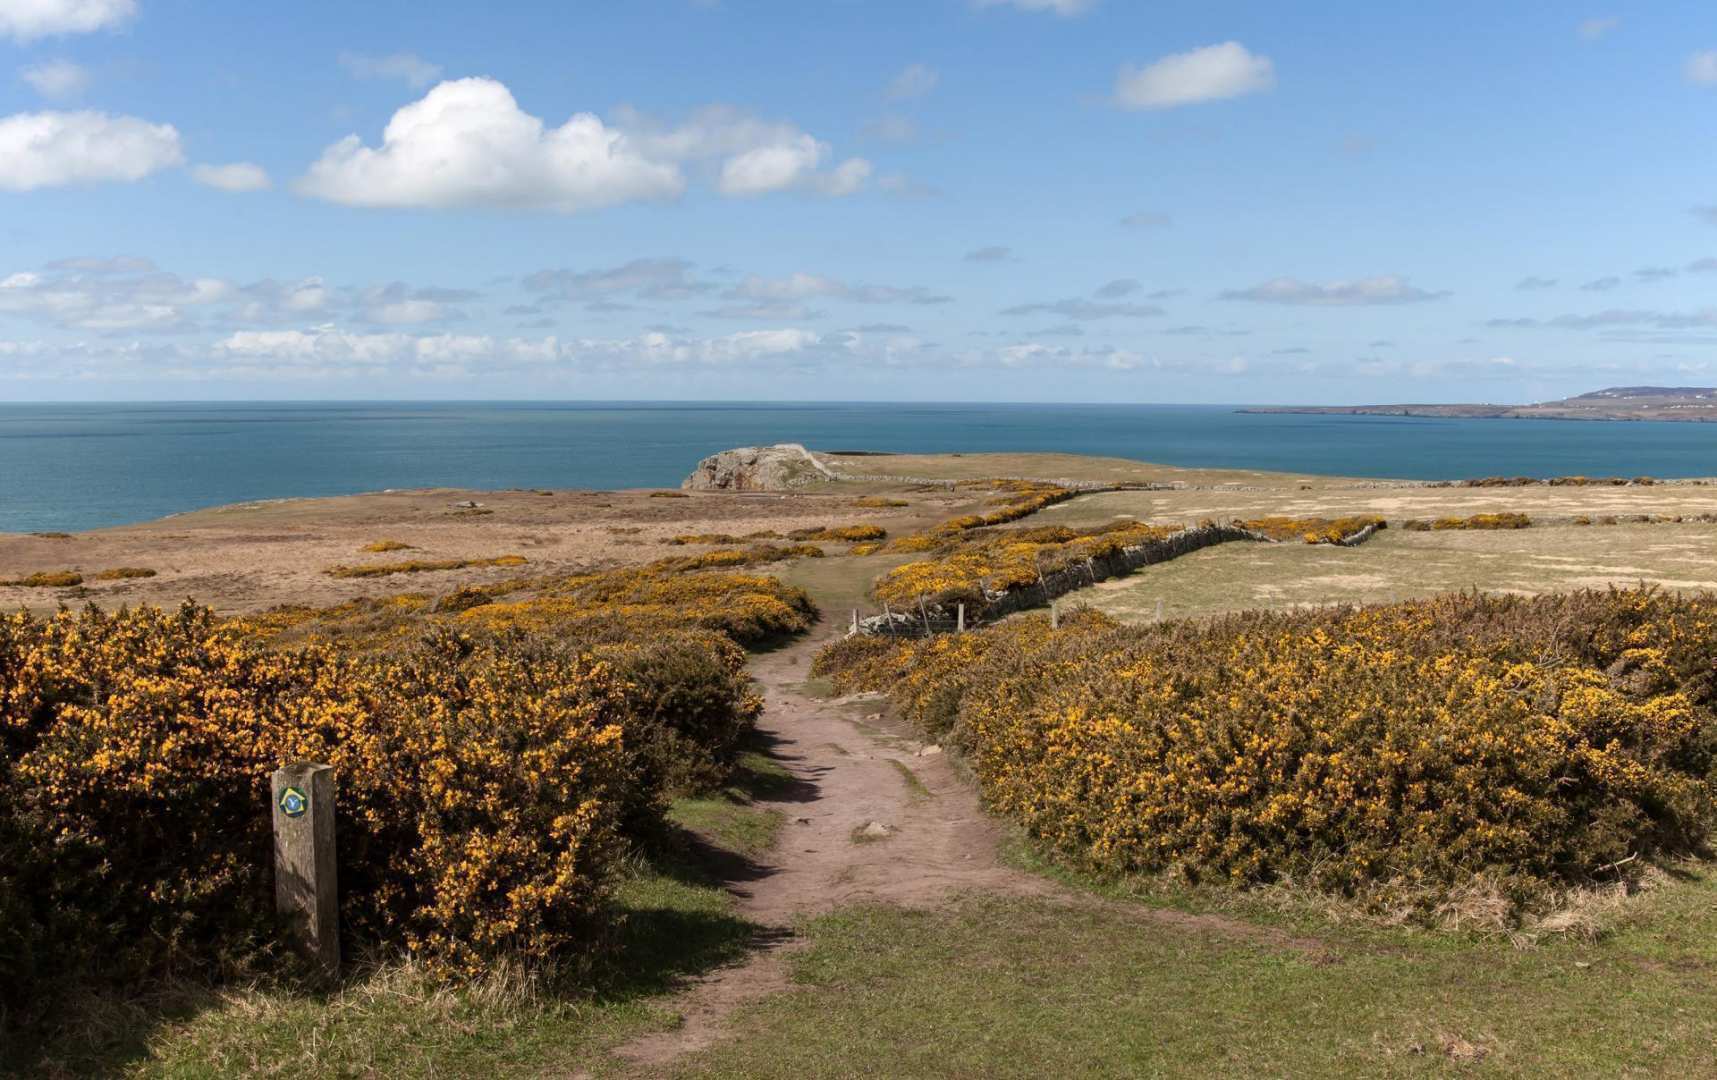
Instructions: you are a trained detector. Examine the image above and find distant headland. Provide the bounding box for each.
[1239,386,1717,423]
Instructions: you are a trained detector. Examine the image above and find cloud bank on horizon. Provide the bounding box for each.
[1,0,1716,403]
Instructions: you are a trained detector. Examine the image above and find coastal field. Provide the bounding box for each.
[10,446,1717,1078]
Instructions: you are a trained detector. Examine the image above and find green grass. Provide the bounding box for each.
[678,869,1717,1078]
[120,863,757,1079]
[885,758,931,801]
[665,751,793,858]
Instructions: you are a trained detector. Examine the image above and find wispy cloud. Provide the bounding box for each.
[1577,17,1620,41]
[1221,275,1448,306]
[1114,42,1275,110]
[338,51,443,89]
[885,63,938,101]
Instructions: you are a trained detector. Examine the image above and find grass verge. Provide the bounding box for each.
[677,867,1717,1078]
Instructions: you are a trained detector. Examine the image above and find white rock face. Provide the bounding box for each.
[682,443,836,491]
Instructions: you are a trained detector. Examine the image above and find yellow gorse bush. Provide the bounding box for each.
[1429,512,1532,530]
[788,524,888,542]
[1239,516,1386,544]
[883,483,1078,555]
[816,590,1717,919]
[326,555,527,578]
[0,604,634,1004]
[874,520,1185,607]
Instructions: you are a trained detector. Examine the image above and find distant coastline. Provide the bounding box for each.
[1239,385,1717,424]
[9,398,1717,533]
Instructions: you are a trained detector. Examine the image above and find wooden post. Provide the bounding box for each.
[1156,598,1164,622]
[1050,602,1060,630]
[850,608,859,634]
[272,762,339,978]
[883,600,896,638]
[956,603,965,633]
[917,595,931,636]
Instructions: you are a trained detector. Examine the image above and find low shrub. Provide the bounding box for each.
[648,543,822,573]
[884,484,1077,555]
[326,555,527,578]
[1431,512,1532,531]
[649,491,691,499]
[457,569,815,647]
[666,533,745,546]
[817,591,1717,922]
[873,521,1185,608]
[1240,516,1385,544]
[2,570,83,588]
[91,567,157,581]
[361,540,414,553]
[852,497,909,508]
[789,524,888,542]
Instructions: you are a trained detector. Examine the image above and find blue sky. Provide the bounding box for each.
[2,0,1716,403]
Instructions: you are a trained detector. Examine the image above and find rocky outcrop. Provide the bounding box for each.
[682,444,836,491]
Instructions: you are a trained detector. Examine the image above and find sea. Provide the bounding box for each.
[3,401,1717,534]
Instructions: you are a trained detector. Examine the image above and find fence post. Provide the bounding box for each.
[918,595,931,636]
[956,603,965,633]
[883,600,896,638]
[850,608,859,634]
[272,762,339,978]
[1050,602,1060,630]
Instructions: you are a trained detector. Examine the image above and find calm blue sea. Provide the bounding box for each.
[3,401,1717,533]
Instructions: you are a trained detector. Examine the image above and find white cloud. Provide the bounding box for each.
[338,51,443,90]
[862,113,918,143]
[0,259,231,331]
[191,161,272,192]
[731,145,862,196]
[1687,50,1717,85]
[20,58,87,101]
[297,78,685,212]
[299,81,869,211]
[1000,296,1165,320]
[622,104,872,198]
[0,256,489,335]
[208,326,832,375]
[1221,275,1448,305]
[1577,17,1619,40]
[885,63,938,101]
[0,110,182,191]
[0,0,133,41]
[720,272,951,307]
[972,0,1093,15]
[1114,42,1275,110]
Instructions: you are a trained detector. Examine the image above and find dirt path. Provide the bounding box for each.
[609,631,1330,1073]
[609,631,1059,1071]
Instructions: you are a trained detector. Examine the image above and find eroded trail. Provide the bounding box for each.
[610,631,1327,1073]
[610,632,1058,1070]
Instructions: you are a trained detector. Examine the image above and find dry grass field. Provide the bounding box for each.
[0,485,961,615]
[1081,523,1717,622]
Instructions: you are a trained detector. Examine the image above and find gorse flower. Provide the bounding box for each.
[816,589,1717,921]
